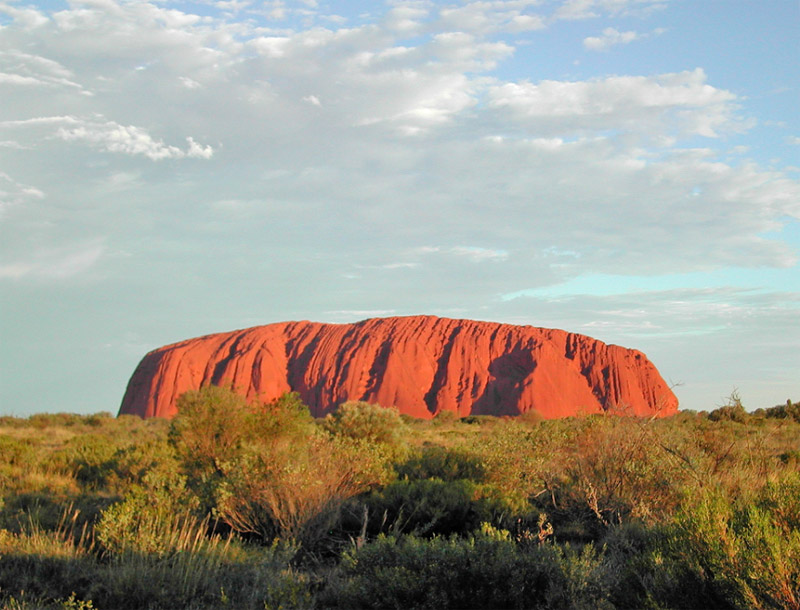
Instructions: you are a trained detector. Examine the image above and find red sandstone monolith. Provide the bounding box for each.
[118,316,678,419]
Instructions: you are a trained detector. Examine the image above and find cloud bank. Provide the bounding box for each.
[0,0,797,414]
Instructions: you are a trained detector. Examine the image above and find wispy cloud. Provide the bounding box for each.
[414,246,510,263]
[496,285,800,361]
[488,69,743,137]
[439,1,545,35]
[0,50,86,91]
[324,309,398,320]
[584,27,637,50]
[555,0,668,21]
[0,172,44,217]
[1,115,213,159]
[0,240,105,280]
[451,246,510,262]
[583,26,665,51]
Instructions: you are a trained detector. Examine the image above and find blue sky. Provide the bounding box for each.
[1,0,798,416]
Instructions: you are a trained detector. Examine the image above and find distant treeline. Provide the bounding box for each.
[0,388,798,609]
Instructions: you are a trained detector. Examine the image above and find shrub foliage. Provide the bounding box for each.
[0,389,798,609]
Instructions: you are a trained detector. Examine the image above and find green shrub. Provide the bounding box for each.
[708,404,748,423]
[469,420,549,515]
[168,385,254,496]
[709,391,748,423]
[215,433,390,548]
[459,414,499,425]
[666,475,800,610]
[66,435,121,490]
[2,395,799,610]
[324,525,611,609]
[169,387,316,512]
[322,401,408,458]
[549,416,690,540]
[432,409,459,425]
[95,470,199,557]
[27,414,81,429]
[396,445,485,482]
[169,387,390,549]
[0,436,36,469]
[765,399,800,422]
[362,478,495,537]
[109,437,178,490]
[93,469,313,609]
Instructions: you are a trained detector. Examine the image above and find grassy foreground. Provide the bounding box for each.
[0,389,798,609]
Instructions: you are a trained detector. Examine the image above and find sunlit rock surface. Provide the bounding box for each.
[119,316,678,419]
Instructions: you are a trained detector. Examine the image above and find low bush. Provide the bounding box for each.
[361,478,497,537]
[667,474,800,610]
[323,524,610,610]
[216,433,390,549]
[396,445,486,482]
[764,399,800,422]
[322,401,407,456]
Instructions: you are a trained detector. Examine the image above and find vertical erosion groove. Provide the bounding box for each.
[423,324,462,414]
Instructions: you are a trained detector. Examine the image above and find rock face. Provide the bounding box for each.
[119,316,678,420]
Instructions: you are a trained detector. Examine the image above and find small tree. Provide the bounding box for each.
[709,390,748,423]
[322,401,407,459]
[168,385,254,510]
[215,433,389,546]
[169,386,390,547]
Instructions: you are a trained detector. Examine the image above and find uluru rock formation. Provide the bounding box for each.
[119,316,678,420]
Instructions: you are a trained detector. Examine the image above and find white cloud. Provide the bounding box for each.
[354,261,420,270]
[438,1,545,35]
[179,76,201,89]
[583,26,665,51]
[55,118,213,160]
[324,309,398,320]
[583,27,640,51]
[0,115,79,128]
[384,3,430,34]
[0,2,49,28]
[186,136,214,159]
[555,0,667,21]
[0,240,105,280]
[451,246,510,262]
[488,69,744,137]
[0,0,797,416]
[0,50,85,90]
[0,4,782,272]
[0,72,44,86]
[214,0,252,14]
[0,172,44,217]
[415,246,510,263]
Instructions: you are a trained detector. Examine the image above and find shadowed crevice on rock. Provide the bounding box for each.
[472,348,537,416]
[423,325,463,415]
